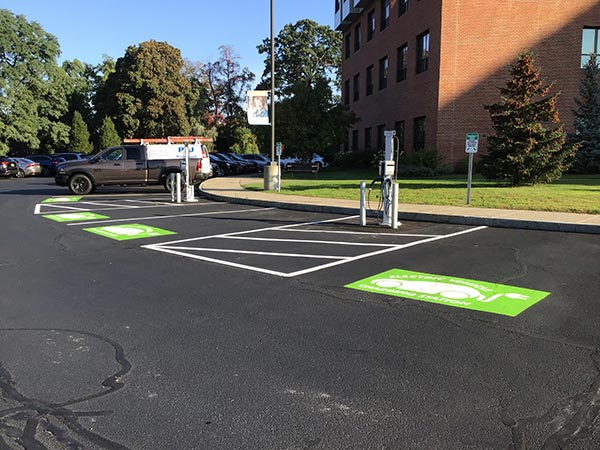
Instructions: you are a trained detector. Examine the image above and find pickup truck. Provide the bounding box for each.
[55,141,212,195]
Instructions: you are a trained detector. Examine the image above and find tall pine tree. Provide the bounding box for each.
[68,111,93,153]
[571,53,600,173]
[98,116,121,150]
[482,52,576,186]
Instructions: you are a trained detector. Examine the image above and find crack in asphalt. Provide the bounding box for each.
[497,247,529,285]
[505,350,600,450]
[0,328,132,450]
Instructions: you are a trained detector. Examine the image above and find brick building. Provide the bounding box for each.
[335,0,600,165]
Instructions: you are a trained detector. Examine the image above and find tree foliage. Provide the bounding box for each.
[68,111,93,153]
[203,46,254,150]
[257,19,342,97]
[0,9,70,154]
[255,20,353,161]
[96,40,192,139]
[482,52,575,185]
[570,53,600,173]
[98,116,121,150]
[276,79,356,161]
[229,126,259,154]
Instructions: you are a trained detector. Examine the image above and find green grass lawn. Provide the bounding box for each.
[245,169,600,214]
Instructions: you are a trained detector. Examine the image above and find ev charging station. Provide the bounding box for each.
[359,130,401,229]
[379,130,400,228]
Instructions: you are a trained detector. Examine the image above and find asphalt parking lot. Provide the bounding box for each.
[1,177,600,450]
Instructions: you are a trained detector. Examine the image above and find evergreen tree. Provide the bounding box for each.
[68,111,93,153]
[98,116,121,150]
[571,53,600,173]
[482,52,576,185]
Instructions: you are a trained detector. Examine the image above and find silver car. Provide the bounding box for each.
[13,157,42,177]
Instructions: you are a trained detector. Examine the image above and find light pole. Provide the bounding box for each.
[263,0,280,190]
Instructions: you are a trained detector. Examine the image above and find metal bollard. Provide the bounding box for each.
[360,181,366,226]
[391,182,400,229]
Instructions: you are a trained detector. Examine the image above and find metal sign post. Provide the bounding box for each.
[465,133,478,205]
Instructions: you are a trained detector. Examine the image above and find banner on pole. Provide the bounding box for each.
[247,90,270,125]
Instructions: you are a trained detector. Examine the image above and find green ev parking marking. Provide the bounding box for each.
[43,212,110,222]
[84,224,176,241]
[42,196,82,203]
[346,269,550,317]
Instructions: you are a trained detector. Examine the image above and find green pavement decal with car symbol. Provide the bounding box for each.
[345,269,550,316]
[43,212,110,222]
[84,224,176,241]
[41,196,82,203]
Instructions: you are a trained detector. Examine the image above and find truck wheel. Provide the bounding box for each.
[164,173,183,193]
[68,174,93,195]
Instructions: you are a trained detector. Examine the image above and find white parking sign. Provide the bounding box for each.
[466,133,479,153]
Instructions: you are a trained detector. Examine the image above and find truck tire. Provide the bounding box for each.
[164,172,183,193]
[68,174,94,195]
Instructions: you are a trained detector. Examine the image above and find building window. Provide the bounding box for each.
[413,116,426,151]
[377,125,386,150]
[352,129,359,151]
[365,127,372,149]
[380,0,390,31]
[344,80,350,106]
[396,44,408,82]
[353,73,360,102]
[379,56,388,90]
[367,10,375,41]
[345,33,351,60]
[354,24,361,52]
[366,65,374,96]
[582,27,600,67]
[399,0,408,16]
[395,121,405,152]
[416,31,430,73]
[335,0,340,13]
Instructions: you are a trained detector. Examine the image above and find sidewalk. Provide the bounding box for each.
[200,175,600,234]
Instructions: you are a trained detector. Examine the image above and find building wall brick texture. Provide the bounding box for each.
[341,0,600,165]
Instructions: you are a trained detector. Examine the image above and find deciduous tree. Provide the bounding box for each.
[256,20,353,161]
[482,52,575,185]
[0,9,70,154]
[204,46,254,150]
[96,40,192,139]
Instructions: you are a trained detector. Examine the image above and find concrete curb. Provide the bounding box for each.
[200,188,600,235]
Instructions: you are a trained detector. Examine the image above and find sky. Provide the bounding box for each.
[3,0,334,81]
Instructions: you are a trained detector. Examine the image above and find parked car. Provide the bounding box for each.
[209,154,235,176]
[12,157,41,177]
[280,153,329,170]
[53,152,89,161]
[28,155,67,176]
[218,152,258,174]
[240,153,271,169]
[0,157,18,178]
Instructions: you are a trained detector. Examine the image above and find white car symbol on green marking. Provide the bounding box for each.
[102,226,146,236]
[370,279,529,302]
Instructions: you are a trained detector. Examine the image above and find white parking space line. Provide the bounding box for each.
[35,203,91,214]
[35,201,202,215]
[65,207,276,226]
[279,228,441,237]
[286,226,488,277]
[155,246,348,259]
[143,212,487,277]
[219,235,398,247]
[123,199,174,206]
